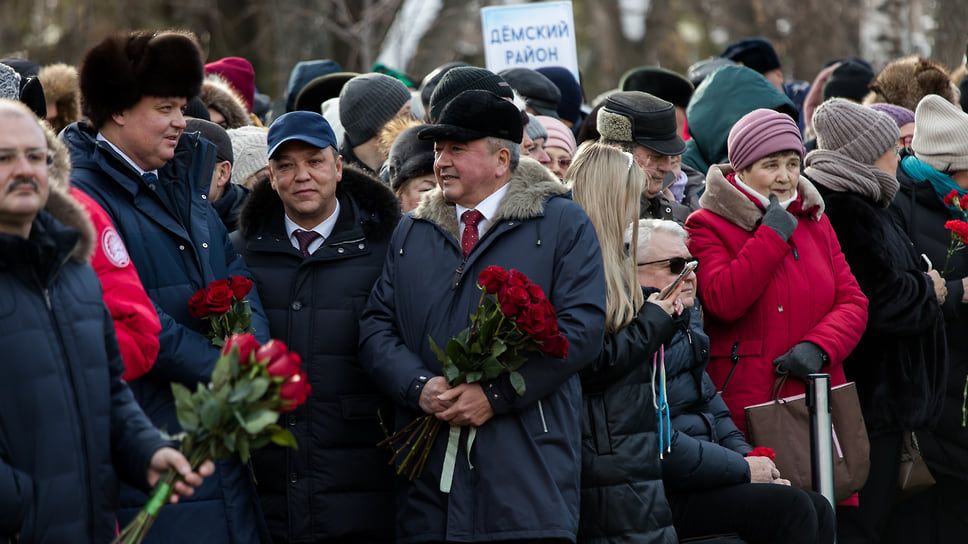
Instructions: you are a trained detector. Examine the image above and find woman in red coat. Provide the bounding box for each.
[685,108,868,436]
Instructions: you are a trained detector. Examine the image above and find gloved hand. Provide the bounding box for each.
[761,194,797,241]
[773,341,829,380]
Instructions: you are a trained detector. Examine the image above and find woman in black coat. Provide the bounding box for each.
[804,99,947,543]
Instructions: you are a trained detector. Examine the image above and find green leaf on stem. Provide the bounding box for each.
[246,377,271,403]
[465,370,483,383]
[482,355,503,379]
[271,428,299,448]
[172,383,199,432]
[429,335,448,365]
[510,371,526,396]
[211,352,232,389]
[237,434,250,464]
[200,398,223,430]
[442,360,460,384]
[243,409,280,435]
[223,431,236,453]
[229,381,253,403]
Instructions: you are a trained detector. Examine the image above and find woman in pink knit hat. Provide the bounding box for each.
[684,109,868,443]
[537,115,576,179]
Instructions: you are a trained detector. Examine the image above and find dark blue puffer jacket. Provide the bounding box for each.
[61,121,271,543]
[0,198,166,544]
[661,305,753,491]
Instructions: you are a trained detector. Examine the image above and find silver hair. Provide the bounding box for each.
[625,218,686,261]
[486,136,521,171]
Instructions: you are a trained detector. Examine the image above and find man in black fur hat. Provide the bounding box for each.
[60,30,272,543]
[231,111,401,543]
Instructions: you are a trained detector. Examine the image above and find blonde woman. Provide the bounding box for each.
[568,142,683,544]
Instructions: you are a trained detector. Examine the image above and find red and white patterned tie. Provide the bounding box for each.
[460,210,484,258]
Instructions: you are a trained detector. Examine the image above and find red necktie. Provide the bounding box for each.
[460,210,484,258]
[294,229,321,258]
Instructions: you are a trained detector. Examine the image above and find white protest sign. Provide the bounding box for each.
[480,1,579,85]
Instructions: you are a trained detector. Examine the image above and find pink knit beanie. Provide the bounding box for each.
[727,108,804,171]
[537,115,577,155]
[205,57,255,112]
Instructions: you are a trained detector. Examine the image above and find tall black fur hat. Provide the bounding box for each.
[80,30,203,129]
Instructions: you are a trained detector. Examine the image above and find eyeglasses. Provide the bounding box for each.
[637,256,699,274]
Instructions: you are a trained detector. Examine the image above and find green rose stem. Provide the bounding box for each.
[112,444,209,544]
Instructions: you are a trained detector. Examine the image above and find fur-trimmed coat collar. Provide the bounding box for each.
[699,163,825,232]
[42,125,94,262]
[238,163,400,240]
[413,157,567,240]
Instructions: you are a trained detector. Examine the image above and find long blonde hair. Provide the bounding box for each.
[568,141,645,333]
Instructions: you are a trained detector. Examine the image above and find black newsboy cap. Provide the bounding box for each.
[419,89,523,144]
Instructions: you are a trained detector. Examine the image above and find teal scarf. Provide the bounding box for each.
[901,155,967,219]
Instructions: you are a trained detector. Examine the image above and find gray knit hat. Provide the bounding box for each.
[227,125,268,185]
[813,98,899,165]
[525,113,547,142]
[427,66,514,123]
[913,94,968,173]
[338,73,411,147]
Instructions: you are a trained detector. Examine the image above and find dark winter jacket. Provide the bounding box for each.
[811,179,946,433]
[359,158,607,543]
[661,306,752,491]
[213,182,251,233]
[680,164,706,212]
[61,121,271,543]
[0,190,167,543]
[641,194,691,225]
[686,165,868,435]
[682,65,797,175]
[891,158,968,481]
[233,166,400,543]
[578,298,678,544]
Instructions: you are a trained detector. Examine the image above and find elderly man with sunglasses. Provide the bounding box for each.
[629,218,836,544]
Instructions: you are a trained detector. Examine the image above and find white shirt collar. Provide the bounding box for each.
[455,182,511,234]
[283,199,341,255]
[96,133,158,178]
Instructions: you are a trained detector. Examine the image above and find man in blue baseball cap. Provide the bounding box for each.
[232,110,402,543]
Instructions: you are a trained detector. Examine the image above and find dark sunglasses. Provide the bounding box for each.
[637,256,699,274]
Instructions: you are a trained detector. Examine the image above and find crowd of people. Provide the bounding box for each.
[3,27,968,544]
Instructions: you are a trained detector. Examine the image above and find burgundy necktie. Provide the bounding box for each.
[294,229,321,258]
[460,210,484,258]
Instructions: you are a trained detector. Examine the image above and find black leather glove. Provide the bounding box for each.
[761,194,797,241]
[773,341,829,380]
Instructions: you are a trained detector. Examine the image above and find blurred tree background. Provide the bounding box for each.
[2,0,965,103]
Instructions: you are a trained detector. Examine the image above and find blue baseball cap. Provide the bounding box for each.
[266,111,338,159]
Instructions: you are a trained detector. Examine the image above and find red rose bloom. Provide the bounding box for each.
[478,266,509,294]
[280,371,312,411]
[507,269,529,289]
[747,446,777,462]
[230,276,253,300]
[516,300,559,341]
[188,288,210,319]
[206,280,234,313]
[960,194,968,211]
[945,220,968,244]
[258,340,302,378]
[222,333,261,366]
[540,333,568,359]
[525,282,545,303]
[499,285,530,318]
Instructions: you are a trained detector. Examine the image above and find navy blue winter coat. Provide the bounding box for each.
[359,159,606,543]
[0,191,166,543]
[661,305,753,491]
[61,121,271,543]
[234,167,400,543]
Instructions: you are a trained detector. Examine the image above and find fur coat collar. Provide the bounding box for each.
[45,130,94,262]
[413,157,567,240]
[699,163,825,232]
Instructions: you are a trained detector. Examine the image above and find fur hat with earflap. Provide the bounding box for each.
[201,76,251,129]
[79,30,203,130]
[862,55,958,112]
[38,63,81,133]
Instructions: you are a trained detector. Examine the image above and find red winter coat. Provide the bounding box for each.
[685,165,868,434]
[70,187,160,380]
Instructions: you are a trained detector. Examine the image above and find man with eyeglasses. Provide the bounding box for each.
[0,98,214,543]
[597,91,692,224]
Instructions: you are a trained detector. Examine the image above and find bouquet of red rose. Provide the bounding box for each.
[378,266,568,487]
[112,334,311,544]
[941,190,968,278]
[188,276,255,347]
